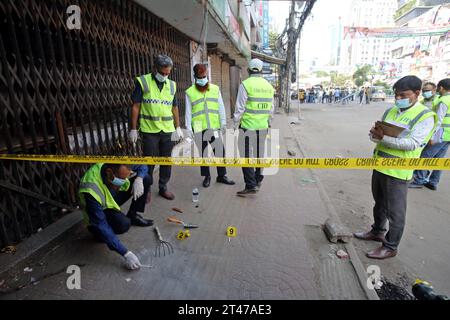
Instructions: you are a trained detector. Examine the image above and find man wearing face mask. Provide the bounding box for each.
[79,164,153,270]
[411,78,450,190]
[129,54,182,201]
[185,63,235,188]
[419,82,439,109]
[354,75,437,260]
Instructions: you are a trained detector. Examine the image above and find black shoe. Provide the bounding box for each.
[408,182,424,189]
[203,176,211,188]
[236,188,258,196]
[256,181,262,188]
[128,213,153,227]
[216,176,235,185]
[424,183,437,191]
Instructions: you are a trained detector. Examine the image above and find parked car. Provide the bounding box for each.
[291,89,298,100]
[370,86,386,101]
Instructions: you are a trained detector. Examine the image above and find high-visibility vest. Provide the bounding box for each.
[439,95,450,142]
[374,103,437,180]
[420,95,440,110]
[136,74,176,133]
[240,76,274,130]
[78,163,130,225]
[186,84,221,132]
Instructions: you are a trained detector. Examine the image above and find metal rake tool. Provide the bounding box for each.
[153,226,174,257]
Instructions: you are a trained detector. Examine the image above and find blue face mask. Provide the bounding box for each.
[422,91,433,99]
[395,98,411,109]
[112,177,127,187]
[196,77,208,87]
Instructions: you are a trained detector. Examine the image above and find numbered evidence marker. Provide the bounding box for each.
[177,230,191,240]
[226,226,237,243]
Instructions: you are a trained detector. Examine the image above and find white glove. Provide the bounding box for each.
[233,121,240,132]
[220,125,227,135]
[129,130,138,144]
[132,176,144,201]
[175,127,184,140]
[124,251,141,270]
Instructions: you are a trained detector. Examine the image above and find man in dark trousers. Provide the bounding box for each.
[129,54,183,201]
[185,63,235,188]
[233,59,275,195]
[354,76,437,259]
[79,164,153,270]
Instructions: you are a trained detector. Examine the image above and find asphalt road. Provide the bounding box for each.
[290,99,450,297]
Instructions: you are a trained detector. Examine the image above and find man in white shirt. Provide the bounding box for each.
[354,75,436,260]
[185,63,235,188]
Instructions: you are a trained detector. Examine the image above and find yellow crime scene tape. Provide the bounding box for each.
[1,154,450,170]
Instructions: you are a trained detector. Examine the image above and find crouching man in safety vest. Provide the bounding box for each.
[79,163,153,270]
[185,63,235,188]
[354,75,437,260]
[233,58,275,196]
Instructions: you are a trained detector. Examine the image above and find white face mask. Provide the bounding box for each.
[155,72,168,83]
[196,77,208,87]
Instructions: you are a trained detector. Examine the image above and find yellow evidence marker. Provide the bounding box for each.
[177,230,190,240]
[226,226,237,243]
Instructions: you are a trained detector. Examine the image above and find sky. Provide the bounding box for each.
[269,0,353,69]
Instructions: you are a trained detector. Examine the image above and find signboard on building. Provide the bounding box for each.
[262,1,269,48]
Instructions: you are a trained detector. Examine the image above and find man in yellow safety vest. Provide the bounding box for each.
[129,55,183,201]
[410,78,450,190]
[419,81,440,109]
[233,58,274,196]
[354,75,437,260]
[79,164,153,270]
[185,63,235,188]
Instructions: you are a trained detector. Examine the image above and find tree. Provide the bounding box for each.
[330,71,352,87]
[374,80,389,89]
[314,70,329,77]
[268,31,279,52]
[353,65,375,87]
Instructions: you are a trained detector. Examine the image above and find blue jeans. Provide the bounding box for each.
[413,141,450,186]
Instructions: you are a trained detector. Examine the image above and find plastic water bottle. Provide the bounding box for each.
[192,188,199,203]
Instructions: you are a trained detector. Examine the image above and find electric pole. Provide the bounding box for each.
[276,0,317,113]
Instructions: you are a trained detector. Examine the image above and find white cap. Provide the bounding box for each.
[249,58,263,72]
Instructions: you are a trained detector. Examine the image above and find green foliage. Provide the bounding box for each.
[314,70,329,77]
[268,31,279,52]
[353,65,375,87]
[374,80,390,89]
[330,71,352,87]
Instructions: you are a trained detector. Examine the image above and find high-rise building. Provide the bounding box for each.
[390,2,450,82]
[345,0,398,69]
[395,0,448,26]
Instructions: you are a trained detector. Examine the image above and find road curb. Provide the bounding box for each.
[0,211,83,278]
[286,116,380,300]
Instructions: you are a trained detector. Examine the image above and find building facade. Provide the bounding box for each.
[346,0,398,69]
[0,0,262,248]
[390,2,450,82]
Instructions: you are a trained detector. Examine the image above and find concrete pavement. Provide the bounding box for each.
[290,99,450,297]
[0,113,369,300]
